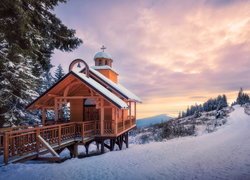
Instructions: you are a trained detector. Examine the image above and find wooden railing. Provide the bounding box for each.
[104,120,114,134]
[117,117,136,134]
[1,118,136,164]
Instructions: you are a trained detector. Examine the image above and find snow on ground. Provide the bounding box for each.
[1,106,250,180]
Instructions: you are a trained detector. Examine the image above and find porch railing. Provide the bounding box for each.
[1,117,136,164]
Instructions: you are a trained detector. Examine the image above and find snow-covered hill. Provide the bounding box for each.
[136,114,172,128]
[1,106,250,180]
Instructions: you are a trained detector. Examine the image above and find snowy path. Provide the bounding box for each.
[0,106,250,180]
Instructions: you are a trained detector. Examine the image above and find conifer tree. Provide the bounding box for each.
[0,0,82,127]
[236,88,250,105]
[54,64,65,82]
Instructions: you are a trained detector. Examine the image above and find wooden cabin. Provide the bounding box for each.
[0,48,141,164]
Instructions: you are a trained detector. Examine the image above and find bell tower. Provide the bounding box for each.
[93,45,119,83]
[94,45,113,67]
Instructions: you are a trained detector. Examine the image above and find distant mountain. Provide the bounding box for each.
[136,114,172,128]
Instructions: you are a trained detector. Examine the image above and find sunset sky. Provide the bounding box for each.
[52,0,250,118]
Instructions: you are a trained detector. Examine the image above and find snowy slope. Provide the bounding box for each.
[1,106,250,180]
[136,114,172,128]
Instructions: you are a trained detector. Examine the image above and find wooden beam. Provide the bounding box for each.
[55,96,98,99]
[63,81,82,97]
[122,109,125,130]
[134,102,137,120]
[54,98,58,121]
[48,94,59,97]
[129,101,132,126]
[42,108,46,125]
[3,133,9,164]
[100,99,104,135]
[38,135,60,158]
[114,108,117,135]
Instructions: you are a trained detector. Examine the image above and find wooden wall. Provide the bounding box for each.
[70,99,83,122]
[97,69,118,83]
[104,108,112,120]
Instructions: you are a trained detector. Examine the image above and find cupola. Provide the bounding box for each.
[93,45,119,83]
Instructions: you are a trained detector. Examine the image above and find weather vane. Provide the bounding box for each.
[101,45,106,52]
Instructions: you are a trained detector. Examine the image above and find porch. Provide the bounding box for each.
[0,117,135,164]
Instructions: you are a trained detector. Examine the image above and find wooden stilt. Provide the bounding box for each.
[74,144,78,157]
[125,132,129,148]
[67,144,78,158]
[101,140,105,154]
[3,133,9,165]
[96,141,100,151]
[110,139,115,151]
[85,143,89,155]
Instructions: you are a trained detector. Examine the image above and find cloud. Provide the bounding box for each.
[52,0,250,117]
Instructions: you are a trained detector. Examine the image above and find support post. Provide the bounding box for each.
[129,101,132,126]
[122,110,124,131]
[96,141,100,151]
[100,99,104,135]
[110,139,115,151]
[42,108,46,125]
[125,132,129,148]
[101,140,105,154]
[36,129,40,155]
[54,98,58,121]
[3,132,9,165]
[134,102,137,121]
[74,143,78,157]
[85,143,89,155]
[58,125,62,146]
[115,108,117,135]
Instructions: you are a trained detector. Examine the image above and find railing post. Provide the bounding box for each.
[36,128,40,156]
[58,125,61,146]
[129,101,132,127]
[82,122,84,141]
[4,132,9,164]
[100,99,104,135]
[122,110,124,131]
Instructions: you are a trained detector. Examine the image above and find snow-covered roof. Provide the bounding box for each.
[91,65,118,74]
[94,52,112,59]
[72,70,128,109]
[89,68,142,103]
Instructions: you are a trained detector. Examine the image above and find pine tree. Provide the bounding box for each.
[54,64,65,82]
[222,94,228,108]
[0,0,82,127]
[236,88,249,105]
[38,71,55,95]
[236,88,244,105]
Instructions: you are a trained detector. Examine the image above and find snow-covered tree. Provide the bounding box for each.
[54,64,65,82]
[181,94,228,118]
[0,0,82,127]
[38,71,55,95]
[236,88,250,106]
